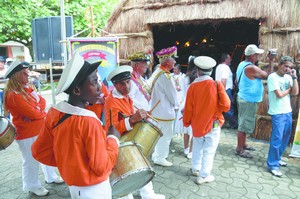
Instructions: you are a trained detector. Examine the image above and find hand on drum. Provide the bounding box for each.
[108,125,120,139]
[129,109,147,126]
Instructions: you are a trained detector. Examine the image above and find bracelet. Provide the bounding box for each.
[292,76,297,80]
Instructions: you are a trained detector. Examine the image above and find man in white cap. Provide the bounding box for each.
[105,65,162,199]
[148,46,179,167]
[105,65,148,134]
[183,56,230,185]
[235,44,274,159]
[32,51,120,198]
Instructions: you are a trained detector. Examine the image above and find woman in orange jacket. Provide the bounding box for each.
[3,60,63,197]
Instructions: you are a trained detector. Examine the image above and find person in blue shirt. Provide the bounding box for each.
[235,44,274,158]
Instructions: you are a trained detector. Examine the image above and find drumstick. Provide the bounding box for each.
[149,99,161,114]
[133,105,158,122]
[110,108,113,126]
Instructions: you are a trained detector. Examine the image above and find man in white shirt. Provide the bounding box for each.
[148,46,179,167]
[267,56,298,177]
[215,53,238,129]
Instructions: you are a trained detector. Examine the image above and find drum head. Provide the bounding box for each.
[111,168,154,198]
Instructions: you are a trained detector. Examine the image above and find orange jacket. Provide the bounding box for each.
[5,86,46,140]
[183,79,230,137]
[105,91,134,135]
[32,104,119,186]
[86,82,108,120]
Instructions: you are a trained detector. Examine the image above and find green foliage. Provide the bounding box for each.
[0,0,119,46]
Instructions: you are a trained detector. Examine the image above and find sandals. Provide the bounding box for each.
[243,145,256,151]
[235,150,253,159]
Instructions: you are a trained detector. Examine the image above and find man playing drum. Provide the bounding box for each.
[32,52,120,198]
[105,65,164,199]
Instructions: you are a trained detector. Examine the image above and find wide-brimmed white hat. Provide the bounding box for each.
[56,51,101,95]
[244,44,264,56]
[107,65,133,83]
[194,56,216,70]
[4,60,28,79]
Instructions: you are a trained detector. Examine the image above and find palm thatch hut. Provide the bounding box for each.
[104,0,300,67]
[103,0,300,142]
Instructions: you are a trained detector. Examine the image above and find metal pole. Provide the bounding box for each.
[49,58,56,105]
[60,0,68,67]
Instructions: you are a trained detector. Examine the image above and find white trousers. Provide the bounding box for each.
[69,178,111,199]
[152,121,173,161]
[192,126,220,178]
[16,136,59,192]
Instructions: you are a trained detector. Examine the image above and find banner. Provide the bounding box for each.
[290,110,300,158]
[69,37,118,88]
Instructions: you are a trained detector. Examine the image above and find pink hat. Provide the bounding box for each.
[156,46,178,59]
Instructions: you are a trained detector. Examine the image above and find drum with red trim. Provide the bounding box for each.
[0,116,16,150]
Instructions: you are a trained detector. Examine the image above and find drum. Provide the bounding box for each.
[0,116,16,150]
[110,141,155,198]
[120,120,162,157]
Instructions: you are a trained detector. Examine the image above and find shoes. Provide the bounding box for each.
[270,169,283,177]
[46,176,64,184]
[243,145,256,151]
[279,160,287,167]
[184,148,190,155]
[154,159,173,167]
[235,150,253,159]
[196,175,215,185]
[29,187,49,196]
[187,152,192,159]
[191,169,199,177]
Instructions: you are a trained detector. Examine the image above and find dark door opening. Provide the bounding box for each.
[152,19,259,74]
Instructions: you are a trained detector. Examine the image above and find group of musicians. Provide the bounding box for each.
[2,46,182,198]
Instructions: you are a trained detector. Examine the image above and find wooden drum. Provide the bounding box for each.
[110,141,155,198]
[120,120,162,157]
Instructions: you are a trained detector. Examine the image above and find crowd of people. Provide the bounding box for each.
[0,43,298,198]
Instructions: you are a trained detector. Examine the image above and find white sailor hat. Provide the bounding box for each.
[107,65,133,83]
[56,51,101,95]
[194,56,216,71]
[4,60,28,79]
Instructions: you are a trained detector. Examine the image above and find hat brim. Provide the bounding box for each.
[107,65,133,82]
[4,60,28,79]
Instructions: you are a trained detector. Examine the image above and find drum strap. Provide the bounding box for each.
[53,113,72,129]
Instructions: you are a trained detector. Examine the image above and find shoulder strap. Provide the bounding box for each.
[237,63,251,87]
[150,70,165,94]
[53,113,72,129]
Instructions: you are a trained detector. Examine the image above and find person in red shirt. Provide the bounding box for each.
[3,60,63,196]
[183,56,230,185]
[32,52,120,199]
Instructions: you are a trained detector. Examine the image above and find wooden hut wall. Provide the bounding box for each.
[104,0,300,62]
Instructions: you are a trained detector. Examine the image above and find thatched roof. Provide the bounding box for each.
[103,0,300,64]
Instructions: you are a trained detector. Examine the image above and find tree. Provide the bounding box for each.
[0,0,119,52]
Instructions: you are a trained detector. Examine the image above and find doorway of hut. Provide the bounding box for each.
[152,19,260,77]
